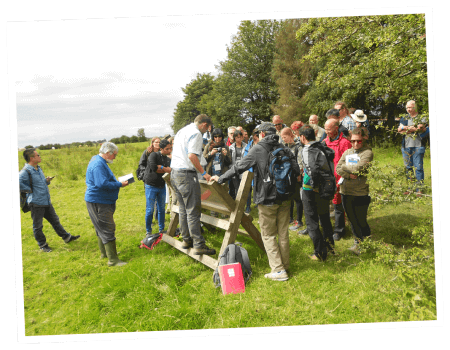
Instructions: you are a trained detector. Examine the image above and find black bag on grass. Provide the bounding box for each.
[212,243,252,288]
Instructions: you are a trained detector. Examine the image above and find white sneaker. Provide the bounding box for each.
[264,270,288,281]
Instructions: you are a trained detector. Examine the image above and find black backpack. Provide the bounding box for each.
[20,169,32,213]
[213,243,252,288]
[309,142,336,200]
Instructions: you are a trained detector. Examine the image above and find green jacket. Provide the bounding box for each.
[336,145,373,196]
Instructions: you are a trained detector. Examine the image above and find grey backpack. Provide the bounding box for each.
[213,243,252,287]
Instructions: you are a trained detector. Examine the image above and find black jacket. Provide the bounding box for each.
[218,134,300,205]
[143,151,171,187]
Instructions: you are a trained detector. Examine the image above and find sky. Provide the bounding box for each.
[3,1,450,349]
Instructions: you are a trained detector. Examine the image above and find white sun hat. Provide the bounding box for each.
[351,109,367,123]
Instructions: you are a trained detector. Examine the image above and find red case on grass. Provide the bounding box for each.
[218,263,245,295]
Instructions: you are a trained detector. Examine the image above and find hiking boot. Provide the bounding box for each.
[298,228,309,236]
[245,207,251,214]
[264,270,288,281]
[181,239,193,249]
[64,234,80,243]
[40,245,52,253]
[348,243,361,256]
[97,236,107,259]
[193,244,216,255]
[333,233,341,241]
[104,240,127,267]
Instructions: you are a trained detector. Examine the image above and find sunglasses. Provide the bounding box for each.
[274,123,283,126]
[350,140,363,144]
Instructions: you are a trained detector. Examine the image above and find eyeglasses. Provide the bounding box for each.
[350,140,363,144]
[274,123,282,126]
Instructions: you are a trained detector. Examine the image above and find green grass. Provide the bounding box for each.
[19,144,435,335]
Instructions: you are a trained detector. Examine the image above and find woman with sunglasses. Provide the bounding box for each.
[336,127,374,255]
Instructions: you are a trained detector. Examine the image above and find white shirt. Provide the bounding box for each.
[171,123,203,171]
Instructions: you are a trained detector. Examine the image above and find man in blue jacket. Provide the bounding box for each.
[397,100,429,196]
[85,142,129,266]
[19,148,80,252]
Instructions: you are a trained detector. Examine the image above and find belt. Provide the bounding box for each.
[173,169,196,173]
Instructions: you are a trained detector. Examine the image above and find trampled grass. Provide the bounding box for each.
[18,144,435,335]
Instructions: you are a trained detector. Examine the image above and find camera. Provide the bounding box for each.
[214,147,222,152]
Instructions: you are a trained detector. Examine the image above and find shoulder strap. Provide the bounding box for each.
[25,168,33,192]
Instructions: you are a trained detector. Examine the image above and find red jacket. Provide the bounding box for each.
[325,133,352,204]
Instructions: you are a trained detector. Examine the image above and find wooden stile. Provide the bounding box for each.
[162,171,264,270]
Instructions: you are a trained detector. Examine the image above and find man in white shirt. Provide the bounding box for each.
[171,114,215,255]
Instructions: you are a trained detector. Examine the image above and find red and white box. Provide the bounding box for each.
[218,263,245,295]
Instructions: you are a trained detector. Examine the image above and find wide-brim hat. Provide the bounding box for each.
[351,109,367,122]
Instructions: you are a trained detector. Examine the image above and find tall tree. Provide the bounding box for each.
[137,128,146,142]
[171,73,215,134]
[296,14,428,125]
[204,20,281,130]
[271,18,312,125]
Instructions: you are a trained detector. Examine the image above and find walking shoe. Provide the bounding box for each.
[181,240,193,249]
[159,230,167,234]
[65,234,80,243]
[245,207,251,214]
[298,228,309,236]
[348,243,361,255]
[40,245,52,253]
[264,270,288,281]
[333,233,341,241]
[289,221,302,231]
[193,244,216,255]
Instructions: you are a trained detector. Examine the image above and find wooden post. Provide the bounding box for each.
[161,171,264,270]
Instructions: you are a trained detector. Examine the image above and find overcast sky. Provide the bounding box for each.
[7,9,442,148]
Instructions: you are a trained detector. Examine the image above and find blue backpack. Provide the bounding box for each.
[262,145,297,202]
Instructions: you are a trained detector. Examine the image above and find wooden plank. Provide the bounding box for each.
[219,171,253,255]
[241,214,265,251]
[166,212,179,237]
[161,234,218,270]
[200,213,230,230]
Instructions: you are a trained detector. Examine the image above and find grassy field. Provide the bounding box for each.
[18,142,435,335]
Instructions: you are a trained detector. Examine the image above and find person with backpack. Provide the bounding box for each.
[143,139,172,235]
[299,125,336,261]
[137,137,161,221]
[336,127,374,255]
[242,126,261,214]
[211,122,300,282]
[19,148,80,252]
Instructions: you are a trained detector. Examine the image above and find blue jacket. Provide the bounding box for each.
[19,164,52,206]
[85,155,122,204]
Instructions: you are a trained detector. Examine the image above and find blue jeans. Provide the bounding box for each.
[145,184,166,233]
[401,146,425,188]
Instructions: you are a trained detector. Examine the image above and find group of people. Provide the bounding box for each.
[19,100,428,279]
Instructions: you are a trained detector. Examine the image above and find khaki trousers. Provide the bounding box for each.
[258,200,290,273]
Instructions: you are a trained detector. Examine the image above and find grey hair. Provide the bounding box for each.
[99,142,118,155]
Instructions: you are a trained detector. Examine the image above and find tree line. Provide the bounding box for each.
[171,15,428,137]
[26,128,151,150]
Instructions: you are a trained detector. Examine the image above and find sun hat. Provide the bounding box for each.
[351,109,367,123]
